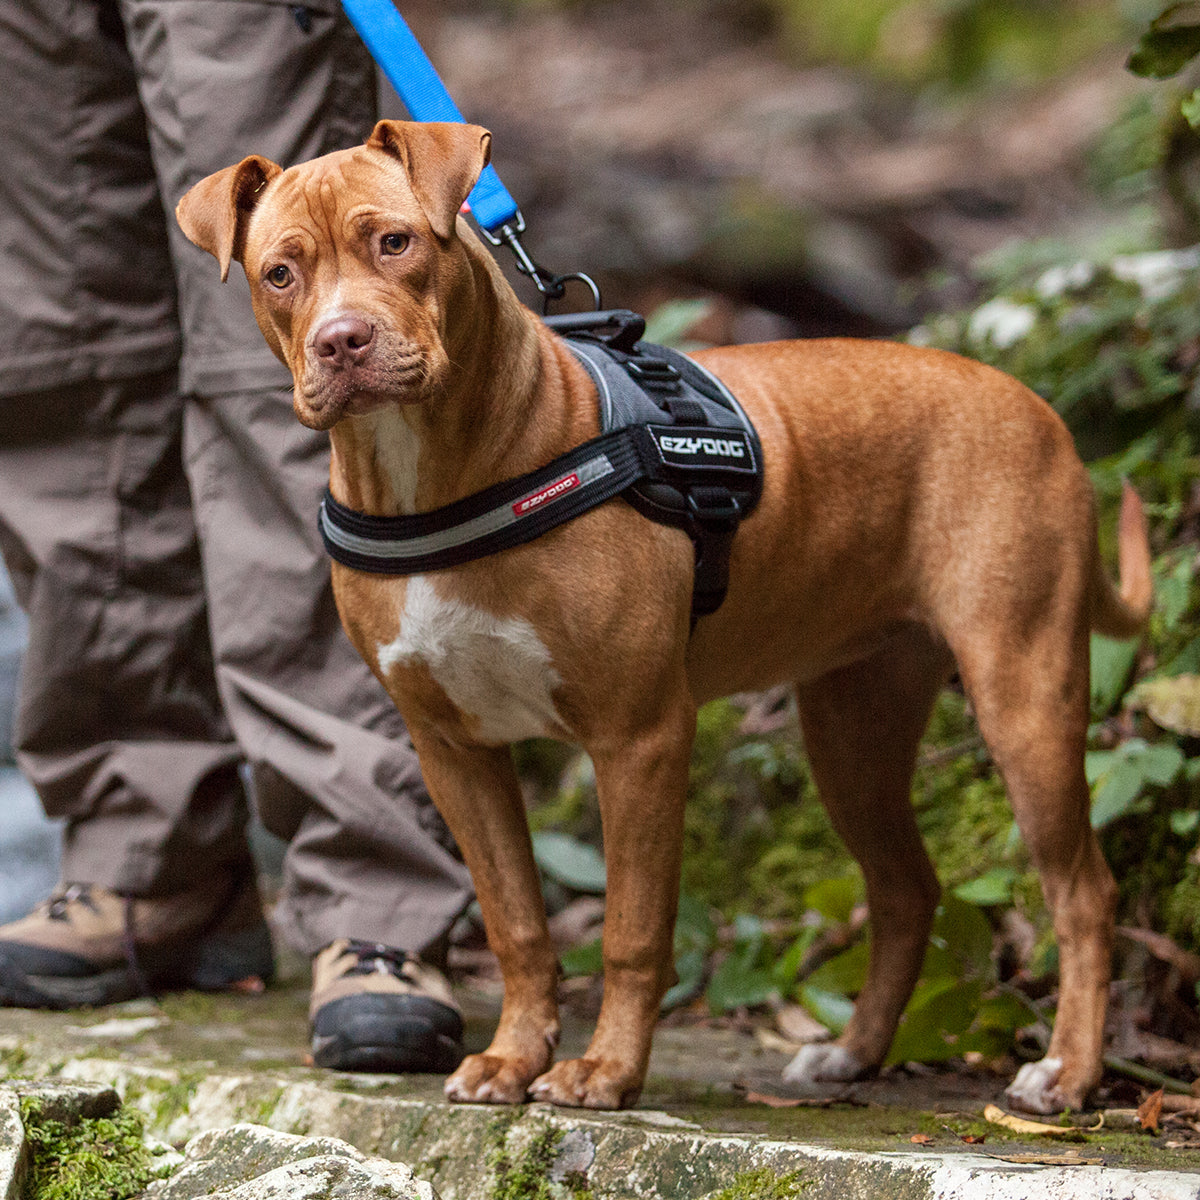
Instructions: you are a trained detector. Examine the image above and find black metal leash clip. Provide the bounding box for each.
[480,214,602,314]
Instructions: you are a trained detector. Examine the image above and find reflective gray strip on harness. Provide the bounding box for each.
[318,312,763,618]
[319,427,649,577]
[321,447,618,570]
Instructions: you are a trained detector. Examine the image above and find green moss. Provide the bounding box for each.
[1164,860,1200,947]
[0,1045,29,1078]
[130,1071,203,1131]
[250,1085,284,1126]
[20,1096,155,1200]
[488,1120,585,1200]
[705,1168,809,1200]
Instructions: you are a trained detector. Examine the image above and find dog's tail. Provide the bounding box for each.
[1091,480,1153,641]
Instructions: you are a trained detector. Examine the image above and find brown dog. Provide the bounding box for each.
[177,120,1151,1114]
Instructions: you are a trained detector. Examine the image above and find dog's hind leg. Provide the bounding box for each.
[784,625,953,1088]
[955,617,1115,1114]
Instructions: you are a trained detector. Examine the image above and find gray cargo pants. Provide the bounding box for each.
[0,0,473,955]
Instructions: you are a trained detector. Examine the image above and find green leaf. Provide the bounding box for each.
[953,868,1017,907]
[643,298,713,348]
[1156,634,1200,678]
[1183,88,1200,130]
[1128,6,1200,78]
[1131,675,1200,736]
[1157,554,1194,630]
[662,946,707,1010]
[1091,757,1150,828]
[973,989,1041,1032]
[531,831,607,893]
[559,937,603,977]
[957,991,1041,1057]
[885,977,982,1066]
[931,895,995,976]
[1089,739,1184,828]
[674,892,717,954]
[1090,634,1139,714]
[802,876,863,924]
[707,955,776,1013]
[1139,741,1187,784]
[1170,809,1200,836]
[773,926,820,992]
[798,984,855,1035]
[803,940,869,995]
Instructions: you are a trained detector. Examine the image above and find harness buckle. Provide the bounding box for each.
[686,487,742,533]
[625,358,682,391]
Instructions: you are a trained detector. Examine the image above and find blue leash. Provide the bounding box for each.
[340,0,601,310]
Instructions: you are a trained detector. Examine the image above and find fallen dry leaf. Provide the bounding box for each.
[741,1090,838,1108]
[775,1002,832,1045]
[910,1133,935,1145]
[986,1150,1103,1166]
[1138,1088,1165,1133]
[983,1104,1083,1137]
[961,1134,987,1144]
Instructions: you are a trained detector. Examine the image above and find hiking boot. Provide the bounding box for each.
[309,939,464,1073]
[0,868,275,1009]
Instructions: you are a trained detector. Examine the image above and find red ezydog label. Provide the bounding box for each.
[513,472,580,516]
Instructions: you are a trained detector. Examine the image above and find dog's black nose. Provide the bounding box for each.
[313,315,375,366]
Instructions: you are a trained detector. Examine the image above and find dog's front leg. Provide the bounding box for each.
[411,733,561,1104]
[529,704,696,1109]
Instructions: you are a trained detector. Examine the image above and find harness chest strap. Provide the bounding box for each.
[319,320,763,618]
[320,426,646,576]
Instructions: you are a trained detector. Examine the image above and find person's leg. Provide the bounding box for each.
[0,373,274,1006]
[122,0,474,1066]
[0,0,272,1007]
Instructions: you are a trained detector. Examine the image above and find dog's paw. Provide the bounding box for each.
[1004,1058,1067,1115]
[781,1043,864,1087]
[528,1058,641,1109]
[443,1053,534,1104]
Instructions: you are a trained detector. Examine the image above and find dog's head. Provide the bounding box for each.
[177,120,491,430]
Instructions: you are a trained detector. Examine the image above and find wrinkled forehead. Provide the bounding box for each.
[245,146,424,255]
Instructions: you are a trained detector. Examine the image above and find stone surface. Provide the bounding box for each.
[0,1088,22,1200]
[0,1078,135,1200]
[3,989,1200,1198]
[146,1123,438,1200]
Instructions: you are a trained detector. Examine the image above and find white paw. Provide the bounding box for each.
[1004,1057,1063,1115]
[782,1043,863,1087]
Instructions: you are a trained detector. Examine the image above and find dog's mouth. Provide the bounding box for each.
[296,355,427,429]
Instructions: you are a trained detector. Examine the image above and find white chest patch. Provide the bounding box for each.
[365,407,422,512]
[376,575,566,743]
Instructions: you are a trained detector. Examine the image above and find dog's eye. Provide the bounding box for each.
[266,265,292,288]
[380,233,409,256]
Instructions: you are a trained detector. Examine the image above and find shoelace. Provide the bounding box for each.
[45,884,100,922]
[342,940,411,979]
[44,884,153,995]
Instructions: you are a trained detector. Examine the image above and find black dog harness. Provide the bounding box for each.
[318,310,763,618]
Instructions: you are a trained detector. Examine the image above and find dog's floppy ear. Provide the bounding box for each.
[176,156,282,282]
[368,120,492,240]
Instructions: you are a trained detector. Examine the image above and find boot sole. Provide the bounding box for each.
[311,1028,464,1074]
[0,919,275,1009]
[311,994,464,1074]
